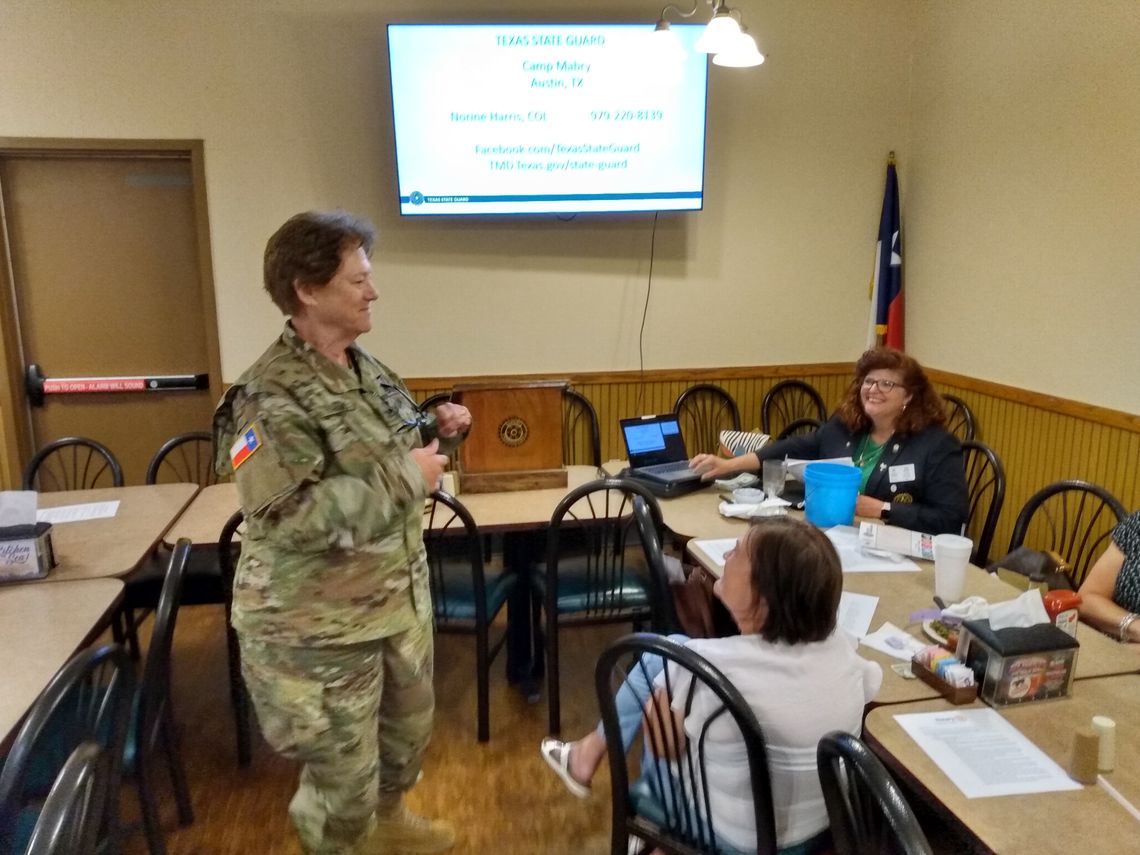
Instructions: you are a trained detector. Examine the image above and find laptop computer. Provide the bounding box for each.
[619,414,706,495]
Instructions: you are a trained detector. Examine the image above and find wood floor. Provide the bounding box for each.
[121,605,973,855]
[124,605,631,855]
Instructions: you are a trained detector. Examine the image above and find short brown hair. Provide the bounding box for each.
[744,517,841,644]
[263,210,376,314]
[835,347,946,435]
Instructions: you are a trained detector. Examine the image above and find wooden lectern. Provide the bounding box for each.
[452,380,568,493]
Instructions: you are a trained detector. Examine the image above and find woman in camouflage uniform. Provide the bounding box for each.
[214,210,469,854]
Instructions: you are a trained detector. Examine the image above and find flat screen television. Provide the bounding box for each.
[386,23,709,216]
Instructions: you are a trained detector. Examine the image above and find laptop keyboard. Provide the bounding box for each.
[637,460,694,476]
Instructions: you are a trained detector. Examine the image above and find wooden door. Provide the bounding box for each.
[0,147,220,486]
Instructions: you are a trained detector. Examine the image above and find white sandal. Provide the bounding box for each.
[539,737,591,799]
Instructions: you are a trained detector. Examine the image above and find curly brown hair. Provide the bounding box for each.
[835,347,946,435]
[263,210,376,315]
[744,517,841,645]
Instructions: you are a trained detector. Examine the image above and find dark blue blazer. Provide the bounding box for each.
[759,415,968,535]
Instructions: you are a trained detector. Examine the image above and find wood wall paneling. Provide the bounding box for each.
[415,365,1139,559]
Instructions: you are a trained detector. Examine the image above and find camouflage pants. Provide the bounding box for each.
[239,620,435,855]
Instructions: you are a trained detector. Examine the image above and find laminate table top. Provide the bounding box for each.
[37,483,198,581]
[675,487,1140,704]
[0,577,124,743]
[163,467,611,545]
[864,675,1140,852]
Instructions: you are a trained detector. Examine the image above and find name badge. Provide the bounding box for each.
[889,463,916,483]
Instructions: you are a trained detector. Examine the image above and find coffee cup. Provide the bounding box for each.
[933,534,973,603]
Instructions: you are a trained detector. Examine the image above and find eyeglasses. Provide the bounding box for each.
[862,377,905,392]
[379,382,437,435]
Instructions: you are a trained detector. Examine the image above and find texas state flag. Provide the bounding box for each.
[230,424,261,470]
[867,158,904,350]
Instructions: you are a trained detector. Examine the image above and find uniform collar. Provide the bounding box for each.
[281,322,368,394]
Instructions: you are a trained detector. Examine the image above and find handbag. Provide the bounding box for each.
[986,546,1074,592]
[670,564,741,638]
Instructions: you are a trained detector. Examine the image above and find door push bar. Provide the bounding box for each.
[25,363,209,407]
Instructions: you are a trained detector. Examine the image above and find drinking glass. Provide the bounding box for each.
[762,459,787,499]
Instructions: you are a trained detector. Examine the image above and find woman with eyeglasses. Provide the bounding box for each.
[690,347,968,535]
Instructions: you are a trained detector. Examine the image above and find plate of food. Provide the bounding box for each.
[922,618,960,651]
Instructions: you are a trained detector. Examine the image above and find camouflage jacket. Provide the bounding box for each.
[213,324,447,646]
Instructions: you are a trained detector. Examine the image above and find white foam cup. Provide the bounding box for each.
[933,534,973,603]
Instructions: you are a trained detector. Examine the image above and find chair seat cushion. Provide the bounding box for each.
[629,779,828,855]
[125,546,223,608]
[0,686,140,800]
[630,778,753,855]
[434,569,516,622]
[9,806,38,854]
[533,558,652,614]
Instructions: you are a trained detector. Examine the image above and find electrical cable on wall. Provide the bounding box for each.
[635,211,659,414]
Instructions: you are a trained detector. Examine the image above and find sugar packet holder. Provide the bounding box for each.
[910,644,978,705]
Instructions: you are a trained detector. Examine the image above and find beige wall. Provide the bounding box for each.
[1,1,1137,415]
[0,0,913,377]
[906,0,1140,413]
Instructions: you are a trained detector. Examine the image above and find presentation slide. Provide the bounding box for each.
[387,24,709,216]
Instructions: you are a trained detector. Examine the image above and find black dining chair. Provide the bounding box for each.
[630,496,680,635]
[760,380,826,438]
[942,394,977,443]
[124,432,227,657]
[145,431,220,486]
[960,440,1005,567]
[562,388,602,467]
[536,478,667,734]
[425,490,515,742]
[22,437,123,492]
[817,731,933,855]
[218,510,253,767]
[1007,480,1127,588]
[126,539,195,855]
[776,416,822,441]
[0,644,135,855]
[596,634,778,855]
[24,742,109,855]
[673,384,741,456]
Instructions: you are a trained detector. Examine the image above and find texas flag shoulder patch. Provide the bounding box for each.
[230,423,263,470]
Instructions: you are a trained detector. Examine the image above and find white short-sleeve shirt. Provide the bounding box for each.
[657,631,882,850]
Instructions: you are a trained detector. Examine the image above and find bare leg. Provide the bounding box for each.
[566,729,608,785]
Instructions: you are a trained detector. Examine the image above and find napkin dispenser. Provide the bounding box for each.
[0,523,56,582]
[955,618,1078,707]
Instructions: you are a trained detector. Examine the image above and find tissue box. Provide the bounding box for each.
[955,619,1078,707]
[0,523,56,582]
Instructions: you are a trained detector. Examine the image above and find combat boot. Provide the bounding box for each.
[364,801,455,854]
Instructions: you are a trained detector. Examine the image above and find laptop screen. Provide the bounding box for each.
[620,415,689,468]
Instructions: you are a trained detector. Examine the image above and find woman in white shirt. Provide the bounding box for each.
[541,517,882,854]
